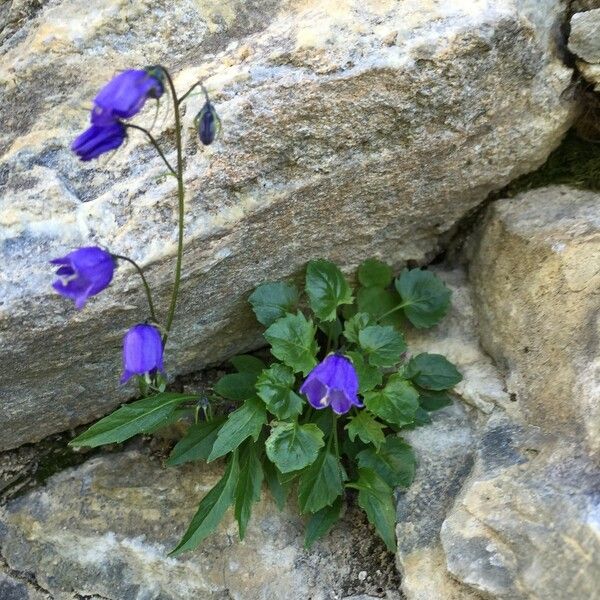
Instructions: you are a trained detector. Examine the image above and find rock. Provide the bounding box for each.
[440,414,600,600]
[467,186,600,452]
[0,0,577,449]
[569,8,600,63]
[0,446,402,600]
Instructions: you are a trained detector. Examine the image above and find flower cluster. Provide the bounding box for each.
[55,66,219,384]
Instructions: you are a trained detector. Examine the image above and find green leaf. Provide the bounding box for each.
[263,459,290,510]
[298,449,345,513]
[70,393,197,448]
[405,353,462,390]
[358,258,393,288]
[346,351,382,393]
[166,418,225,466]
[343,312,372,344]
[419,389,453,411]
[235,440,264,539]
[350,468,396,552]
[249,281,299,326]
[345,411,386,450]
[214,372,257,401]
[318,318,343,344]
[356,436,416,488]
[256,364,303,419]
[305,259,353,321]
[395,269,451,328]
[358,325,406,368]
[265,422,324,473]
[304,497,343,548]
[170,452,239,556]
[208,397,267,461]
[264,312,318,375]
[230,355,265,375]
[363,375,419,427]
[356,286,404,327]
[413,406,432,426]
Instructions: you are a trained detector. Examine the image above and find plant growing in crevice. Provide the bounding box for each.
[56,67,461,555]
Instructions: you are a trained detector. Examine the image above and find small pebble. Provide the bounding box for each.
[358,571,367,581]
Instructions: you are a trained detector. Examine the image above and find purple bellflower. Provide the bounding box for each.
[91,67,165,125]
[51,246,115,309]
[71,121,126,161]
[300,354,363,415]
[194,98,220,145]
[121,323,164,384]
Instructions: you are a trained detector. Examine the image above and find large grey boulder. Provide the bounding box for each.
[0,0,577,449]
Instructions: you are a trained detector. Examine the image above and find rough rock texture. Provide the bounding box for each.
[0,0,577,450]
[569,7,600,89]
[468,186,600,452]
[395,259,600,600]
[0,446,402,600]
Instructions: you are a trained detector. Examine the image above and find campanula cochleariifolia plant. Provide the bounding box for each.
[56,66,462,555]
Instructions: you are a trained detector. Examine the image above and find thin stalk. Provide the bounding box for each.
[178,81,208,106]
[376,302,408,323]
[112,254,158,323]
[123,123,176,176]
[332,412,339,457]
[161,67,186,346]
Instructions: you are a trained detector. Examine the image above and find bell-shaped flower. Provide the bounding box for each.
[121,324,164,384]
[91,67,165,125]
[300,354,363,415]
[194,98,220,145]
[71,122,126,161]
[51,246,115,309]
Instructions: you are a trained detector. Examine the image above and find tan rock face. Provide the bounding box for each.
[0,0,577,450]
[468,186,600,451]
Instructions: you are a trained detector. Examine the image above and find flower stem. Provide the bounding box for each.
[123,123,176,176]
[112,254,158,323]
[161,67,186,346]
[178,80,208,106]
[331,412,339,457]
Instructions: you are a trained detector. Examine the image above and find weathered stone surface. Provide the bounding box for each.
[468,186,600,452]
[569,8,600,63]
[441,414,600,600]
[0,0,577,449]
[0,446,402,600]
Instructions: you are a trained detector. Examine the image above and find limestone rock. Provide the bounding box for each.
[0,447,402,600]
[569,8,600,63]
[0,0,577,450]
[468,186,600,452]
[440,414,600,600]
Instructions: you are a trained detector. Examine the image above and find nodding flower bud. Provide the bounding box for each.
[194,95,220,146]
[120,323,164,384]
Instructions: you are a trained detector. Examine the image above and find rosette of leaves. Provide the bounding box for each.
[70,258,461,555]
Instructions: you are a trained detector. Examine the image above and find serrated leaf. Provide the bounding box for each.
[363,375,419,427]
[395,269,451,328]
[305,259,353,321]
[358,258,393,288]
[263,459,291,510]
[235,440,264,539]
[264,312,318,375]
[166,418,225,466]
[413,406,432,425]
[208,397,267,461]
[345,411,386,450]
[214,372,257,401]
[304,497,343,548]
[350,468,396,552]
[265,422,324,473]
[70,393,197,448]
[346,351,382,393]
[249,282,299,326]
[356,286,404,327]
[169,452,239,556]
[256,364,303,419]
[356,436,416,488]
[343,312,372,344]
[298,449,344,513]
[419,389,453,411]
[230,355,265,375]
[405,353,462,390]
[358,325,406,368]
